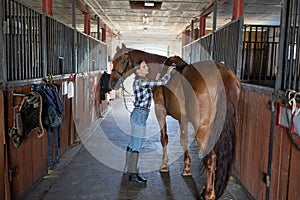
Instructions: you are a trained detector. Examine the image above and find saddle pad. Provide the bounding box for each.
[19,92,44,137]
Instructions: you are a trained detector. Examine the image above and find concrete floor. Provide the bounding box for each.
[23,98,254,200]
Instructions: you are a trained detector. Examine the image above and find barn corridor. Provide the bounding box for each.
[22,98,253,200]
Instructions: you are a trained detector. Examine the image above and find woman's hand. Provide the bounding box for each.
[155,73,161,80]
[167,66,176,74]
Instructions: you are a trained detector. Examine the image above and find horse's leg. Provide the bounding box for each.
[155,103,169,172]
[179,119,192,176]
[153,87,170,172]
[202,150,217,200]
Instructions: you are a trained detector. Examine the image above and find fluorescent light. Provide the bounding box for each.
[144,1,154,7]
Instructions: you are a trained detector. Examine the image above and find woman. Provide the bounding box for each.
[125,59,175,184]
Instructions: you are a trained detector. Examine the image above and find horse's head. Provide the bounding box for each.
[109,44,133,90]
[164,55,188,73]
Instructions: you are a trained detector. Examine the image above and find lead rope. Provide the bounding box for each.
[285,89,300,152]
[121,82,132,113]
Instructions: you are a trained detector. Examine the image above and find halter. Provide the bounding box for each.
[111,52,131,78]
[111,52,133,113]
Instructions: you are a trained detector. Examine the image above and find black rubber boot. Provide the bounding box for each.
[124,146,132,173]
[128,150,147,184]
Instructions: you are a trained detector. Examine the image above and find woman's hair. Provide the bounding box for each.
[133,59,144,75]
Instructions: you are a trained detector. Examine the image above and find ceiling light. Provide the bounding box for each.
[129,1,162,10]
[144,1,154,7]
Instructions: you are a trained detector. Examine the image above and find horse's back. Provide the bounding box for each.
[183,60,240,101]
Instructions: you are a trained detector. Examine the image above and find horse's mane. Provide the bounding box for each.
[164,55,189,73]
[113,47,167,61]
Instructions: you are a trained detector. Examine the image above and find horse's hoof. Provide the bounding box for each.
[159,165,169,173]
[181,169,192,176]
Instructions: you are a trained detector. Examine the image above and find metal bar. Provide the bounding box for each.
[266,1,289,199]
[0,0,7,89]
[8,0,12,81]
[241,25,246,79]
[16,2,20,80]
[41,14,47,78]
[54,20,57,74]
[258,26,264,81]
[295,1,300,91]
[72,0,77,73]
[27,8,31,79]
[236,17,244,79]
[190,19,194,42]
[97,16,100,40]
[49,18,52,74]
[290,0,297,89]
[27,7,31,79]
[213,0,217,31]
[32,11,36,78]
[211,0,218,59]
[247,26,252,80]
[270,26,275,80]
[38,13,41,77]
[284,0,293,89]
[21,4,25,80]
[252,26,258,80]
[12,0,16,80]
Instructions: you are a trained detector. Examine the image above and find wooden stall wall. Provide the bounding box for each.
[6,86,47,200]
[0,91,10,200]
[235,88,300,200]
[0,91,4,200]
[270,110,300,200]
[5,77,77,199]
[235,88,272,199]
[3,72,106,199]
[75,72,107,135]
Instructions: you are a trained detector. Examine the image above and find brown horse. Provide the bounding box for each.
[109,44,240,200]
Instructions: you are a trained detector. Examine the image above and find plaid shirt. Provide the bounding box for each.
[133,74,170,110]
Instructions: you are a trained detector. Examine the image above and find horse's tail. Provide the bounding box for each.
[203,67,240,198]
[214,98,236,198]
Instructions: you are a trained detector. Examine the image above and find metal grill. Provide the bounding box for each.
[213,18,243,74]
[183,18,243,75]
[5,0,43,81]
[77,33,88,73]
[88,37,107,72]
[46,17,74,75]
[241,25,280,87]
[278,0,300,91]
[4,0,107,84]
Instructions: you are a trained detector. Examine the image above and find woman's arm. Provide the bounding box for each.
[140,66,176,88]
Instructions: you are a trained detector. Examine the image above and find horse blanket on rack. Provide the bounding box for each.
[19,92,44,137]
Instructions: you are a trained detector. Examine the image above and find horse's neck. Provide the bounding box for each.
[132,50,167,80]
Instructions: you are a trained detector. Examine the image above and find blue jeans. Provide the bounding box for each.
[47,126,59,167]
[128,108,149,152]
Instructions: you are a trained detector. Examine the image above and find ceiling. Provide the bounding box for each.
[17,0,282,41]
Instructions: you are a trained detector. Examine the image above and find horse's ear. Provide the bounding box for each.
[116,46,120,52]
[121,43,126,49]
